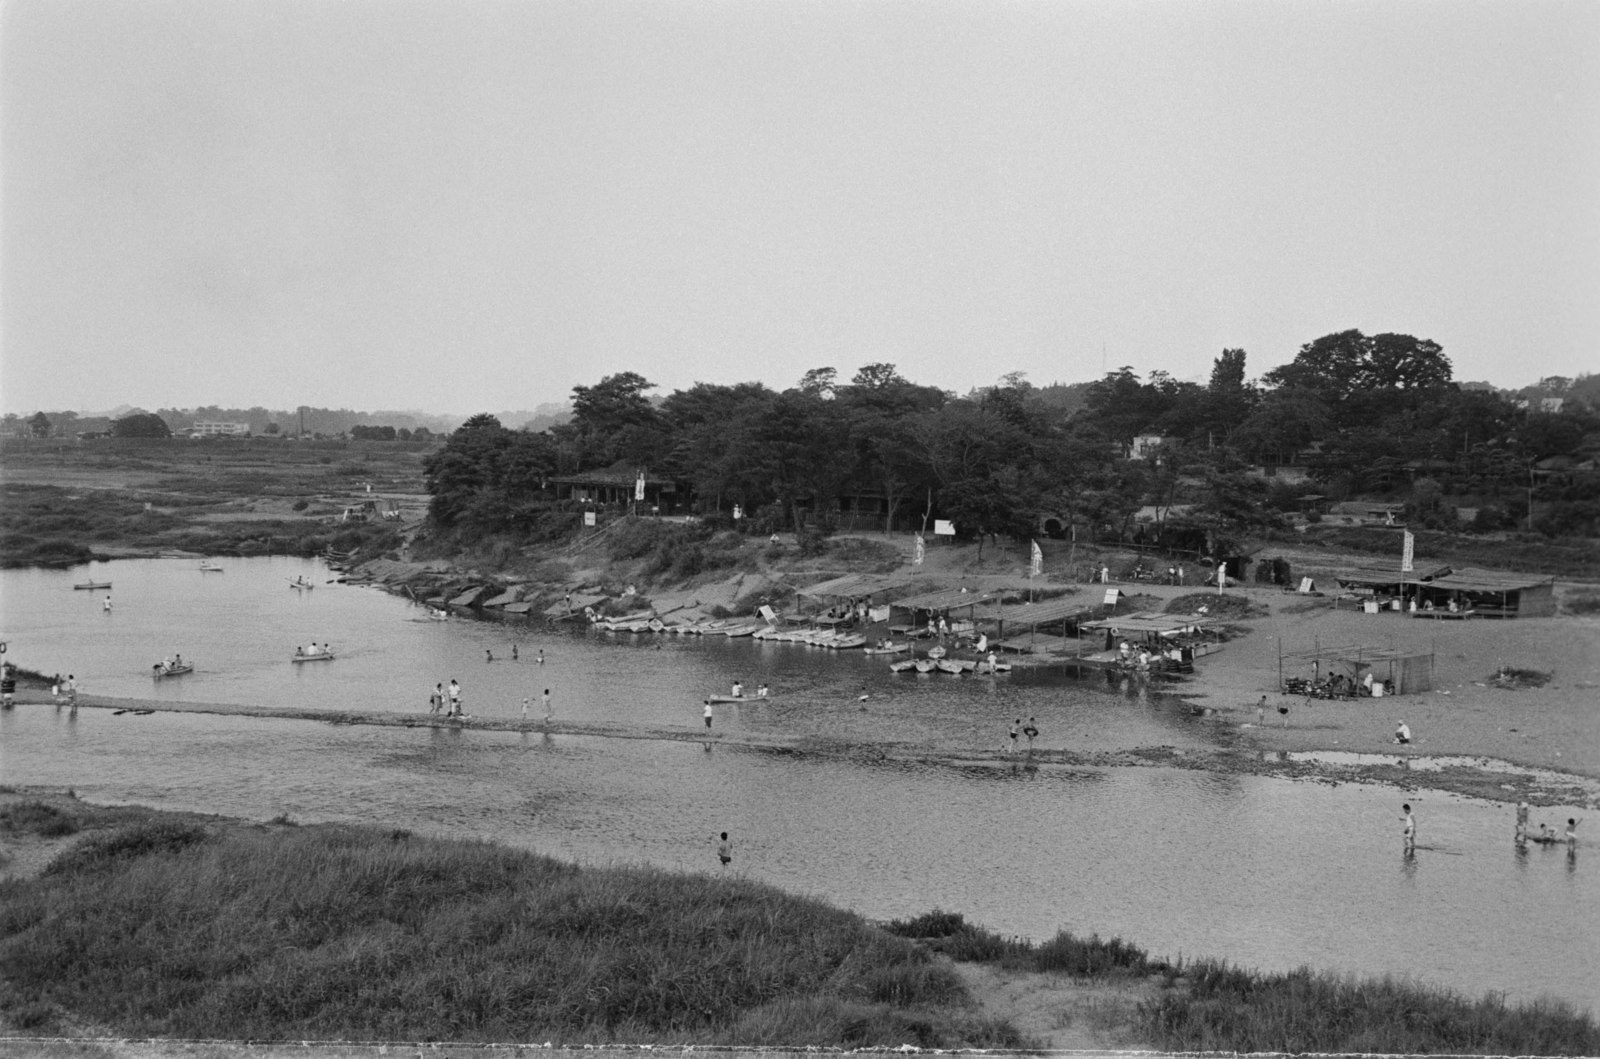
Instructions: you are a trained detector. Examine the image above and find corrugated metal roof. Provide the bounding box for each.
[1425,569,1554,592]
[797,573,913,599]
[993,596,1098,628]
[1336,566,1450,586]
[892,587,997,612]
[1080,611,1214,634]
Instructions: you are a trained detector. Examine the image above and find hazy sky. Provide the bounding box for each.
[3,0,1596,417]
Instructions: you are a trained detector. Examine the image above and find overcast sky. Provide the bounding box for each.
[3,0,1596,417]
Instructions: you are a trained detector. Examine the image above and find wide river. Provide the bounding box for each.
[2,557,1595,1014]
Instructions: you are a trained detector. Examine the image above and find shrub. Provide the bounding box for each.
[0,801,80,838]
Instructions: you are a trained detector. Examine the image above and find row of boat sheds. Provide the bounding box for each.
[1332,565,1557,619]
[549,572,1220,675]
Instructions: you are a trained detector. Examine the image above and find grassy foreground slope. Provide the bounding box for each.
[0,800,1014,1048]
[4,796,1598,1054]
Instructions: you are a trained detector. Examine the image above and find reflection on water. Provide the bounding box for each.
[2,559,1597,1014]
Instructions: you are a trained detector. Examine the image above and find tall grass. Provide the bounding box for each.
[883,910,1600,1056]
[0,820,1012,1047]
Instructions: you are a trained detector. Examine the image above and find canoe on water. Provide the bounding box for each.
[151,663,194,677]
[291,651,336,663]
[704,694,769,704]
[73,581,112,590]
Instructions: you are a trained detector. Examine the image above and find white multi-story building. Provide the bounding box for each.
[191,421,250,437]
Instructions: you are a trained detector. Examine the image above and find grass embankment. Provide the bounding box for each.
[884,911,1600,1056]
[3,799,1595,1054]
[0,799,1015,1048]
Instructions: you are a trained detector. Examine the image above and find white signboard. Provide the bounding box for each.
[933,519,955,536]
[1103,588,1120,606]
[1401,530,1415,573]
[583,511,596,527]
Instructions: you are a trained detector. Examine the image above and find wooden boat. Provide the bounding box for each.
[935,659,965,675]
[151,661,194,677]
[926,645,947,660]
[198,562,224,572]
[913,658,937,673]
[291,650,336,663]
[889,659,918,673]
[722,624,762,638]
[977,659,1013,674]
[704,694,756,705]
[288,578,315,590]
[830,635,867,649]
[863,642,909,655]
[73,581,112,590]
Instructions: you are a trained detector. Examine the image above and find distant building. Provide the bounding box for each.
[1128,435,1176,461]
[192,421,250,437]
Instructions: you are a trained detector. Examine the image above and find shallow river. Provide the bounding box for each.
[2,558,1595,1014]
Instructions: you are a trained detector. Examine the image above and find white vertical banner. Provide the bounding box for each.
[1030,539,1043,577]
[634,471,645,502]
[913,534,925,565]
[1401,530,1415,573]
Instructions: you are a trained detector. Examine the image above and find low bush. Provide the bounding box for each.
[0,800,81,838]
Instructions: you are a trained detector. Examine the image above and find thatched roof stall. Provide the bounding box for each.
[1415,569,1557,618]
[1281,644,1434,695]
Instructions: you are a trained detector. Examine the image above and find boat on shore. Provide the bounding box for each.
[888,659,918,673]
[913,658,937,673]
[73,581,112,590]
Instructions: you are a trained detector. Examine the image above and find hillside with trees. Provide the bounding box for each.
[416,336,1600,574]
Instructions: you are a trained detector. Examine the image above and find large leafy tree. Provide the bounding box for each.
[838,364,947,532]
[111,412,171,438]
[423,414,513,526]
[557,372,665,470]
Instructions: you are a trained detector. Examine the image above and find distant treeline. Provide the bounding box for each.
[420,337,1600,547]
[4,403,572,439]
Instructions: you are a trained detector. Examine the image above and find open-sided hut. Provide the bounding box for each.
[1414,568,1556,618]
[1281,644,1434,695]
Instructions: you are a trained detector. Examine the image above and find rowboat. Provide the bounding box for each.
[288,578,315,590]
[199,562,224,573]
[889,659,918,673]
[913,658,937,673]
[977,659,1013,674]
[151,662,193,677]
[704,694,758,704]
[935,659,965,675]
[830,635,867,650]
[73,581,112,590]
[291,650,336,663]
[863,642,909,655]
[926,645,947,659]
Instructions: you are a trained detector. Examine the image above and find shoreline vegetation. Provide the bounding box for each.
[2,790,1596,1054]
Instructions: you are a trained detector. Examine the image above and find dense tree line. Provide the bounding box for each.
[423,334,1600,548]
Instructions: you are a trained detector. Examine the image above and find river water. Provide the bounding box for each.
[2,558,1595,1014]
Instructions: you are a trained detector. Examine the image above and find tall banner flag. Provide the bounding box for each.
[1030,539,1043,577]
[634,471,645,502]
[1401,530,1415,573]
[913,534,925,565]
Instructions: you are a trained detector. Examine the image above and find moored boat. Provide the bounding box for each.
[199,562,224,573]
[889,659,918,673]
[863,642,909,655]
[73,581,113,590]
[291,649,336,663]
[913,658,937,673]
[935,659,965,675]
[830,635,867,649]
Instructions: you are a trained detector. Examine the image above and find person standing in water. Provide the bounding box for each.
[1515,801,1530,843]
[1023,717,1039,751]
[1401,803,1416,852]
[542,688,552,724]
[103,594,112,613]
[512,644,519,661]
[1566,817,1582,849]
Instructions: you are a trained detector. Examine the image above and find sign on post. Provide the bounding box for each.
[933,519,955,536]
